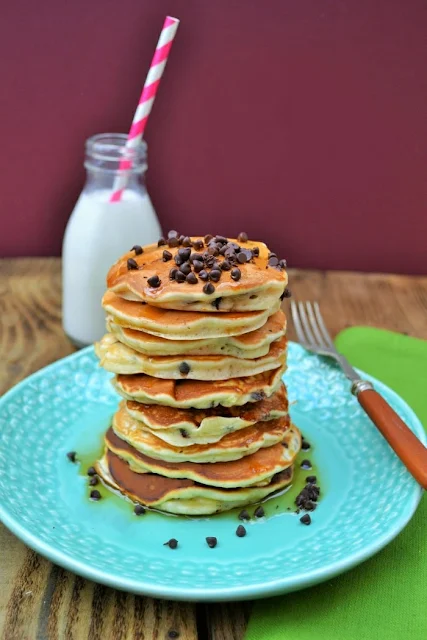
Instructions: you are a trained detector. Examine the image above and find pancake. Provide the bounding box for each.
[112,364,286,408]
[112,405,291,462]
[105,424,301,487]
[106,237,287,312]
[95,333,287,379]
[96,452,294,515]
[106,309,286,358]
[126,384,288,447]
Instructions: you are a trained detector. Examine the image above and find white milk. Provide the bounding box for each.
[62,189,161,346]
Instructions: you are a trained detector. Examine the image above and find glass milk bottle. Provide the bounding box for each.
[62,133,161,347]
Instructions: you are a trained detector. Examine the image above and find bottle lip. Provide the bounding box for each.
[85,133,147,168]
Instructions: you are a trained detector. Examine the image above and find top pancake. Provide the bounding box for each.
[106,236,287,312]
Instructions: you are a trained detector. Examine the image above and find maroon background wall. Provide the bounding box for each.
[1,0,426,273]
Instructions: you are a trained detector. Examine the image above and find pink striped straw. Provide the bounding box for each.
[110,16,179,202]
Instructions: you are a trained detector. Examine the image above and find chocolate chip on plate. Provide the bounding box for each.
[89,476,99,486]
[254,506,265,518]
[236,524,247,537]
[66,451,77,463]
[131,245,143,255]
[231,267,241,281]
[147,275,161,288]
[134,504,146,516]
[300,459,312,470]
[206,536,217,548]
[127,258,139,270]
[90,490,101,501]
[300,514,311,525]
[164,538,178,549]
[306,475,317,484]
[186,272,198,284]
[87,466,96,476]
[179,362,191,375]
[238,509,250,521]
[301,440,311,450]
[203,282,215,295]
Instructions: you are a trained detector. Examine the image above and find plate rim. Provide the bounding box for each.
[0,344,424,601]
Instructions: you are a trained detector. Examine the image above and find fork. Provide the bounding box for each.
[291,300,427,489]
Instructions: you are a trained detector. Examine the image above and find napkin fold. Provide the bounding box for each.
[246,327,427,640]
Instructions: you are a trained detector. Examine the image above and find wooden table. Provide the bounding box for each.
[1,258,426,640]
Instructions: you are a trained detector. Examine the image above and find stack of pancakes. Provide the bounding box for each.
[94,232,301,515]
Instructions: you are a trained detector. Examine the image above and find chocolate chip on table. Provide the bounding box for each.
[169,268,178,280]
[236,524,247,537]
[238,509,250,521]
[131,245,143,255]
[179,362,191,375]
[193,260,204,273]
[198,270,209,281]
[66,451,77,463]
[203,282,215,295]
[175,270,186,283]
[300,459,312,470]
[254,506,265,518]
[90,490,101,501]
[178,247,192,261]
[168,631,180,639]
[186,272,198,284]
[306,475,317,484]
[87,466,96,476]
[206,536,217,548]
[164,538,178,549]
[301,440,311,450]
[300,514,311,525]
[231,267,241,281]
[127,258,138,270]
[158,237,166,246]
[236,252,247,264]
[134,504,146,516]
[179,262,192,276]
[147,275,161,288]
[182,236,192,247]
[89,476,99,486]
[220,260,231,271]
[162,250,173,261]
[209,269,221,282]
[237,231,248,243]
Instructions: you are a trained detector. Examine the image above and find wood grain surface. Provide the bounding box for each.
[0,258,426,640]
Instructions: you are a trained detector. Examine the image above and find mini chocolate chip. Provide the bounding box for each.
[134,504,146,515]
[306,475,317,484]
[198,270,209,281]
[89,476,99,486]
[192,239,204,250]
[87,466,97,476]
[221,260,231,271]
[90,490,101,501]
[178,247,191,261]
[66,451,77,463]
[168,230,179,238]
[168,631,180,639]
[127,258,139,270]
[204,234,214,244]
[231,267,241,281]
[179,362,191,375]
[209,269,221,282]
[179,262,191,275]
[169,268,178,280]
[131,245,143,255]
[301,440,311,450]
[190,252,203,263]
[252,247,260,257]
[186,272,198,284]
[164,538,178,549]
[193,260,204,273]
[300,459,312,469]
[147,275,161,288]
[203,282,215,295]
[175,270,186,283]
[238,509,250,521]
[236,252,247,264]
[168,237,179,248]
[158,237,166,246]
[282,288,292,298]
[236,524,246,537]
[300,514,311,525]
[237,232,248,243]
[206,536,217,548]
[180,429,189,438]
[268,256,279,267]
[254,506,265,518]
[182,236,192,247]
[162,250,173,261]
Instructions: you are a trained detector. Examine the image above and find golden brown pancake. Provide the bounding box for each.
[106,309,286,358]
[103,291,281,339]
[95,333,287,379]
[112,404,291,463]
[96,451,294,515]
[112,364,286,408]
[105,424,301,487]
[106,238,287,311]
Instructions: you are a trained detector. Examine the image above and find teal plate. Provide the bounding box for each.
[0,344,424,601]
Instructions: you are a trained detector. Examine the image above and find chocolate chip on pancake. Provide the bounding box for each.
[179,362,191,375]
[203,282,215,295]
[198,270,209,281]
[127,258,139,270]
[221,260,231,271]
[158,237,166,246]
[182,236,192,247]
[192,239,204,250]
[179,262,191,276]
[268,256,279,267]
[209,269,221,282]
[169,268,178,280]
[178,247,191,261]
[231,267,241,281]
[236,252,247,264]
[131,245,144,255]
[147,275,161,288]
[162,250,173,262]
[186,272,198,284]
[237,231,248,243]
[204,234,214,243]
[175,270,186,283]
[193,260,204,273]
[168,237,179,248]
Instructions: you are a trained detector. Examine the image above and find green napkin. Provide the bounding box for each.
[246,327,427,640]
